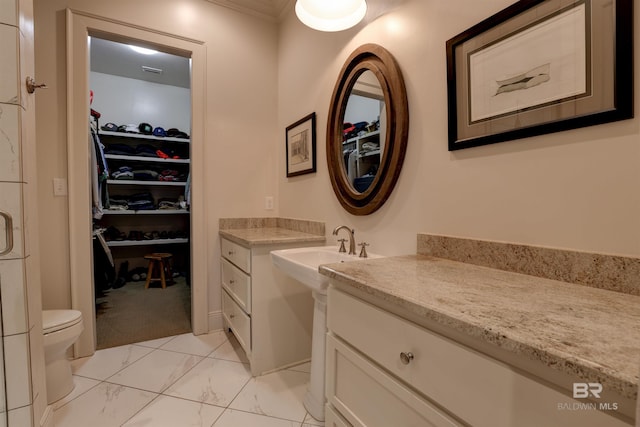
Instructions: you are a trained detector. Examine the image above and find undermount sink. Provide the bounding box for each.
[271,245,382,293]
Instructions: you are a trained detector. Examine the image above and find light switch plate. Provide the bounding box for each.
[53,178,67,196]
[265,196,274,210]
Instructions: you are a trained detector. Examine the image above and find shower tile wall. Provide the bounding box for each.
[0,0,47,426]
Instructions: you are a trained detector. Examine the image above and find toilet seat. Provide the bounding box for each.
[43,310,82,334]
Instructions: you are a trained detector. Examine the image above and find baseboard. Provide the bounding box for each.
[208,309,223,332]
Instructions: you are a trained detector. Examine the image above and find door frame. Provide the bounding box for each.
[66,9,208,356]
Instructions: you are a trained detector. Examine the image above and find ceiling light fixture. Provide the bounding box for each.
[129,45,158,55]
[295,0,367,32]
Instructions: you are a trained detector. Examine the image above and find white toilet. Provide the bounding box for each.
[42,309,84,404]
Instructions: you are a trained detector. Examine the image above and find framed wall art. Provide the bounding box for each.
[446,0,633,151]
[286,112,317,177]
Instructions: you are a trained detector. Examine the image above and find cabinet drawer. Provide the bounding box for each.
[221,238,250,273]
[328,288,629,427]
[326,334,458,427]
[221,258,251,314]
[222,289,250,354]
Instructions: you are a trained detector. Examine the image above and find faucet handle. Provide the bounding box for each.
[337,238,347,253]
[358,242,369,258]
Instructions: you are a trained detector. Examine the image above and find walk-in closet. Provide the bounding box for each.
[89,37,192,349]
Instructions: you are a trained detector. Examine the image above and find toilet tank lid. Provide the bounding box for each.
[42,310,82,334]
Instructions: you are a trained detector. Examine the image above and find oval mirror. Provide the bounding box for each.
[327,44,409,215]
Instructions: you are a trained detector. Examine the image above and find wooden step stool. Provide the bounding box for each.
[144,252,173,289]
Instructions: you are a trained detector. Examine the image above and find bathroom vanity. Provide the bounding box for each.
[219,218,325,376]
[321,255,639,427]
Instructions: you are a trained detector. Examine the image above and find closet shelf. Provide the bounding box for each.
[106,179,187,187]
[106,238,189,247]
[343,129,380,145]
[102,209,189,215]
[105,154,190,164]
[359,149,380,158]
[100,130,190,143]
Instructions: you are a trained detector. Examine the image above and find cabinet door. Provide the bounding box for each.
[222,289,250,355]
[326,335,459,427]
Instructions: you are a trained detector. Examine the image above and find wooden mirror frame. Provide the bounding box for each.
[327,44,409,215]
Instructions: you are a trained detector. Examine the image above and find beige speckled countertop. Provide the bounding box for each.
[220,228,326,247]
[319,255,640,401]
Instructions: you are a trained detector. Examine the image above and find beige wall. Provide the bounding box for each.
[34,0,640,320]
[34,0,279,312]
[277,0,640,258]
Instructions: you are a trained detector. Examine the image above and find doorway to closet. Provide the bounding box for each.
[90,37,193,349]
[67,10,207,357]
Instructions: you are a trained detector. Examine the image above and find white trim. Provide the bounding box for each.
[40,405,54,427]
[66,9,208,357]
[208,310,224,332]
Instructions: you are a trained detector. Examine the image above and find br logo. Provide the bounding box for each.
[573,383,602,399]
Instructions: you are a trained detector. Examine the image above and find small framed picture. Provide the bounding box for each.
[286,113,316,177]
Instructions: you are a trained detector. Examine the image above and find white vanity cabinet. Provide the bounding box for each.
[326,287,631,427]
[220,237,316,376]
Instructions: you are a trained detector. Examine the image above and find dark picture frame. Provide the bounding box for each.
[286,112,317,177]
[446,0,633,151]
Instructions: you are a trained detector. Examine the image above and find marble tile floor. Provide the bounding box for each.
[53,330,323,427]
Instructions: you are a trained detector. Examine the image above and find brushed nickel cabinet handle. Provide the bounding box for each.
[400,351,414,365]
[0,211,13,256]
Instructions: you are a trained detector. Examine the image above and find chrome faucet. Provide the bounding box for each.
[332,225,356,255]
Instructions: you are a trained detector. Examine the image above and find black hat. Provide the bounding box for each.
[166,128,189,139]
[138,123,153,135]
[101,122,118,131]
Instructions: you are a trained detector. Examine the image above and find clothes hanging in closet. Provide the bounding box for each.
[90,123,109,219]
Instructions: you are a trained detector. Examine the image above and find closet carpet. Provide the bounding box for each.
[96,276,191,350]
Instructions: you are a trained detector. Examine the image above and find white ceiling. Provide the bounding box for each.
[206,0,293,21]
[89,0,293,89]
[89,0,405,89]
[90,38,192,88]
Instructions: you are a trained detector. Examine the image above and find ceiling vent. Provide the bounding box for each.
[142,66,163,75]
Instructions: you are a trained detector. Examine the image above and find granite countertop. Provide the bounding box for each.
[220,227,326,247]
[319,255,640,401]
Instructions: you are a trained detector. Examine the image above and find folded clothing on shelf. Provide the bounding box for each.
[110,164,186,182]
[108,196,129,210]
[132,169,159,181]
[104,143,136,156]
[103,139,189,160]
[127,192,155,210]
[99,224,188,242]
[106,193,159,211]
[360,142,379,152]
[158,198,181,210]
[112,166,134,180]
[135,144,158,157]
